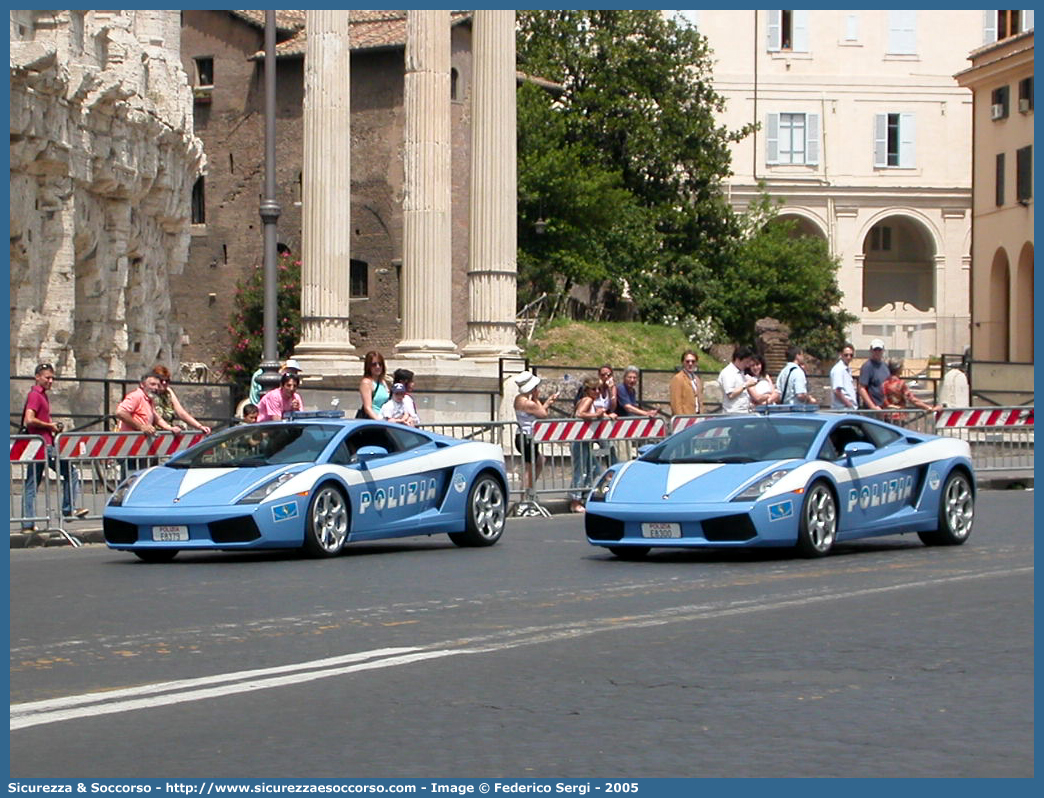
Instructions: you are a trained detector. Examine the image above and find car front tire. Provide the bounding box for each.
[449,473,506,547]
[303,484,349,557]
[796,480,837,558]
[918,471,974,546]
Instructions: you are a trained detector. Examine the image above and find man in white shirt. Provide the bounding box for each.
[719,345,757,413]
[830,343,857,409]
[778,346,817,405]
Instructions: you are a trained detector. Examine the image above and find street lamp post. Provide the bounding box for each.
[257,9,283,395]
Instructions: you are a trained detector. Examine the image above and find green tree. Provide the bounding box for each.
[718,192,857,358]
[516,10,752,320]
[222,252,302,396]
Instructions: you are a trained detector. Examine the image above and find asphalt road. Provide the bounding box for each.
[9,490,1034,778]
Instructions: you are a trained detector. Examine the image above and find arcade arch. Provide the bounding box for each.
[861,215,936,312]
[987,248,1011,361]
[1012,242,1033,361]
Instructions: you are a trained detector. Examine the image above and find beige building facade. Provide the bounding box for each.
[687,10,1032,360]
[956,29,1034,366]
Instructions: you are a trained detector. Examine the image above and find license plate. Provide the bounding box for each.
[152,525,189,542]
[641,522,681,539]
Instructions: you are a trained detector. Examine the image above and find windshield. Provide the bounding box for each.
[167,424,342,468]
[641,418,824,464]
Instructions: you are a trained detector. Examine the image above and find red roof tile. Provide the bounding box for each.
[249,10,472,59]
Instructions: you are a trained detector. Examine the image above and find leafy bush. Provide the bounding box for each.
[222,252,301,396]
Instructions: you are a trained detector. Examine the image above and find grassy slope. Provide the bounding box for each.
[521,320,722,372]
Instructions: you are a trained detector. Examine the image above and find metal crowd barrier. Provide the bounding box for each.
[53,430,207,523]
[8,433,76,544]
[522,416,669,515]
[420,420,527,510]
[931,407,1033,477]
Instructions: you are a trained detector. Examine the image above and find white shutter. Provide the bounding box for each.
[766,113,779,164]
[874,114,888,167]
[767,10,781,51]
[1023,10,1034,31]
[806,113,820,165]
[983,10,997,44]
[845,14,859,41]
[793,10,809,52]
[888,10,916,54]
[899,113,916,168]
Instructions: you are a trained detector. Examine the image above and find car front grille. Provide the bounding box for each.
[585,512,625,541]
[103,518,139,545]
[209,516,262,544]
[701,513,758,542]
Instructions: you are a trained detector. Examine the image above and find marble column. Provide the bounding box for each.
[395,9,459,359]
[462,9,521,359]
[294,9,357,370]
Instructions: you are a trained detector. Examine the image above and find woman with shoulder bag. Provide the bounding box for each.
[357,351,391,419]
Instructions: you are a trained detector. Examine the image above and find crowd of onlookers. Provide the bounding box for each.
[16,342,940,527]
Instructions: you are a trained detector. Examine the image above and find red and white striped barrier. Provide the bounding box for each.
[935,408,1034,428]
[55,430,206,460]
[532,416,667,443]
[9,435,46,462]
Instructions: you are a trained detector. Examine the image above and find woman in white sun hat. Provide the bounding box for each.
[513,370,558,491]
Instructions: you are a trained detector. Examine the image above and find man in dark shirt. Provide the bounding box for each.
[20,363,86,529]
[858,339,891,410]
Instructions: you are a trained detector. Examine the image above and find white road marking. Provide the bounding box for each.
[12,567,1030,731]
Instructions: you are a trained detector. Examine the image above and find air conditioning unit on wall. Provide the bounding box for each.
[991,103,1006,120]
[1018,98,1031,113]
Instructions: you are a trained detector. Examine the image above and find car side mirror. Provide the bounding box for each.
[636,444,655,458]
[843,441,875,461]
[355,445,388,464]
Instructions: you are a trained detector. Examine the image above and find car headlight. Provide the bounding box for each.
[108,473,144,506]
[237,471,298,504]
[588,469,616,502]
[733,469,792,501]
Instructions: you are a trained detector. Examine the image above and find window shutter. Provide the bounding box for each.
[1023,10,1034,31]
[996,153,1006,206]
[1016,145,1032,203]
[767,10,781,51]
[766,113,779,164]
[806,113,820,165]
[899,113,916,168]
[888,10,917,54]
[874,114,888,167]
[845,14,859,41]
[793,10,809,52]
[983,10,997,44]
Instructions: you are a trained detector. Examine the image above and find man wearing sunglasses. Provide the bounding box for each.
[669,350,703,416]
[19,363,88,529]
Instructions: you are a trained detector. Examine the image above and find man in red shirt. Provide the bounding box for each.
[20,363,87,529]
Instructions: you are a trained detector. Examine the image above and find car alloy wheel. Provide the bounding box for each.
[450,474,505,547]
[797,481,836,557]
[942,472,974,541]
[305,484,349,556]
[919,471,974,546]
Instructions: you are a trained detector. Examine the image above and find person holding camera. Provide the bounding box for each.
[19,363,87,529]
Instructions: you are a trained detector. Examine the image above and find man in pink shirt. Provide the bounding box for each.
[256,373,303,421]
[116,373,177,435]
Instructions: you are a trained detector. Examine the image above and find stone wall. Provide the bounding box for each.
[9,10,203,411]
